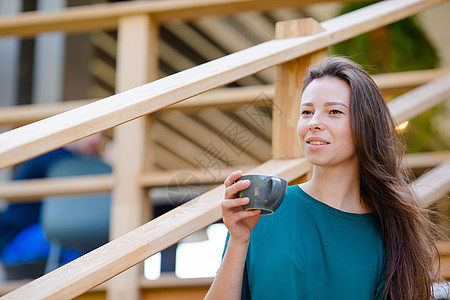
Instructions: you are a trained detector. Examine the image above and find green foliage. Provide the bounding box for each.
[330,1,448,154]
[331,2,439,74]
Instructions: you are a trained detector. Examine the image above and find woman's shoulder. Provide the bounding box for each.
[271,184,308,215]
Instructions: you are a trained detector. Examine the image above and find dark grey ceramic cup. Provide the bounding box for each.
[236,174,287,215]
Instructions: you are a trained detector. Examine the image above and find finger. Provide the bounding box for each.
[224,170,243,187]
[233,209,261,221]
[223,207,260,227]
[225,178,251,199]
[222,197,249,210]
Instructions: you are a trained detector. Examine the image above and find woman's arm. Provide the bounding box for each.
[205,171,261,300]
[205,237,250,299]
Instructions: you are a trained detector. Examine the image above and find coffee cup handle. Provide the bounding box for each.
[265,177,284,207]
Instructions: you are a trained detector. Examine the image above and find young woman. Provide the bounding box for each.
[205,57,440,299]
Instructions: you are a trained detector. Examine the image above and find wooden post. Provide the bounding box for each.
[107,14,159,300]
[272,18,327,160]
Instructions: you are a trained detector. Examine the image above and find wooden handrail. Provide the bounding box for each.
[0,175,113,202]
[373,68,450,95]
[0,0,358,38]
[1,158,310,300]
[0,0,445,170]
[388,73,450,124]
[412,160,450,208]
[404,151,450,170]
[0,99,94,127]
[0,68,448,127]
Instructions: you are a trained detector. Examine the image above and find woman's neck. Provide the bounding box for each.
[299,163,371,214]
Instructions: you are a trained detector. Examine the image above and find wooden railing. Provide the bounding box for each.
[0,0,449,299]
[0,68,448,127]
[0,0,356,38]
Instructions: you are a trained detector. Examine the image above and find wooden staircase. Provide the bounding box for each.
[0,0,449,299]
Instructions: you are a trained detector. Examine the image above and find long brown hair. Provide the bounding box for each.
[302,56,440,299]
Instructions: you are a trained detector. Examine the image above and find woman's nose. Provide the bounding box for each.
[308,114,324,131]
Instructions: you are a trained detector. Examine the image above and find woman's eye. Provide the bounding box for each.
[301,110,313,115]
[330,110,343,115]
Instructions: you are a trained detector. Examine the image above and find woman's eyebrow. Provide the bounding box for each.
[300,102,348,108]
[324,101,348,108]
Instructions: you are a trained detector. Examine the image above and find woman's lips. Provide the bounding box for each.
[305,137,330,145]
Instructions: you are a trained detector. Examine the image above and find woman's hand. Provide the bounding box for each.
[222,170,261,245]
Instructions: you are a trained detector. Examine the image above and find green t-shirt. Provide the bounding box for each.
[229,185,386,299]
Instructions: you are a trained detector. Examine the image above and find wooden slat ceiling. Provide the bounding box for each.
[88,4,312,171]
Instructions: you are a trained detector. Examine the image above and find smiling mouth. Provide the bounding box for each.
[307,141,329,145]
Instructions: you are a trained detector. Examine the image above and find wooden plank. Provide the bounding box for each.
[168,85,275,111]
[0,165,257,202]
[0,175,112,201]
[373,68,450,95]
[1,158,309,300]
[153,144,196,170]
[194,16,274,83]
[158,110,260,165]
[196,108,272,162]
[437,241,450,256]
[387,73,450,124]
[0,68,447,127]
[411,160,450,208]
[404,151,450,169]
[234,11,275,42]
[88,58,116,88]
[159,40,196,72]
[235,108,273,141]
[137,164,256,187]
[0,0,348,38]
[164,22,224,61]
[108,14,159,300]
[0,100,94,126]
[272,18,327,159]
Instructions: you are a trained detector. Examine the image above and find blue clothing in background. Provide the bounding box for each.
[0,148,73,254]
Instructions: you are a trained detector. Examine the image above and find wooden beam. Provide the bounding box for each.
[404,151,450,169]
[388,73,450,124]
[1,158,309,300]
[273,18,327,159]
[0,68,447,127]
[193,16,274,83]
[0,99,94,126]
[158,110,260,165]
[4,151,446,202]
[411,160,450,208]
[0,175,112,202]
[0,0,358,38]
[153,144,196,170]
[108,14,159,300]
[373,68,450,95]
[196,108,272,162]
[155,122,209,166]
[0,165,257,202]
[137,164,256,188]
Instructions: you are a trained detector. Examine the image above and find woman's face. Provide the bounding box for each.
[297,77,357,168]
